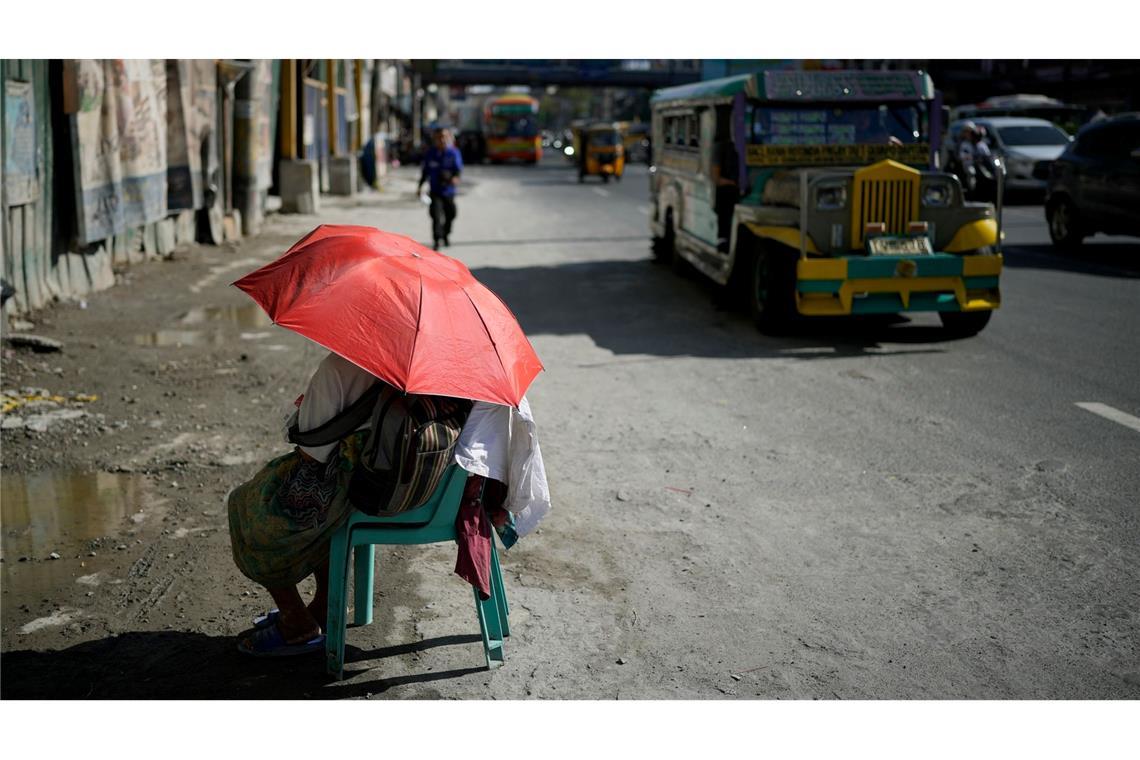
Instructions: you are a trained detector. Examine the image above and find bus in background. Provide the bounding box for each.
[484,94,542,164]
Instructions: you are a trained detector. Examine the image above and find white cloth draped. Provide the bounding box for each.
[453,398,551,537]
[287,352,551,538]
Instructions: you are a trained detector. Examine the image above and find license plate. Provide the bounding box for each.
[866,235,933,256]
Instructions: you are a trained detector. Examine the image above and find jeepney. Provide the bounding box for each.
[648,70,1002,335]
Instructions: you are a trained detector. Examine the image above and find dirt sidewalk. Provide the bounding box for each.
[1,180,579,699]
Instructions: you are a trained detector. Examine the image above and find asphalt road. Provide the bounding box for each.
[2,152,1136,699]
[446,155,1140,697]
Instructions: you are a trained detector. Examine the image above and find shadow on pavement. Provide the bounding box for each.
[449,235,646,248]
[1002,243,1140,278]
[1001,189,1048,207]
[517,178,588,186]
[471,258,971,360]
[0,631,488,699]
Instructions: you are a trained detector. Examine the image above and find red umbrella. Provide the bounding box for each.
[232,224,543,407]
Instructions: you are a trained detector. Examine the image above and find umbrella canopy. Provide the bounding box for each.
[232,224,543,407]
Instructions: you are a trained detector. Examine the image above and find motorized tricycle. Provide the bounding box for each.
[579,123,625,183]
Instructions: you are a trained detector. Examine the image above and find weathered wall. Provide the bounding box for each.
[1,59,235,318]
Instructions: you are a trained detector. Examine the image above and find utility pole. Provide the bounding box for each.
[233,60,261,236]
[326,60,357,196]
[412,71,423,151]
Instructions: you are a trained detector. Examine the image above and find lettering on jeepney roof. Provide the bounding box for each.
[746,143,930,167]
[762,71,931,101]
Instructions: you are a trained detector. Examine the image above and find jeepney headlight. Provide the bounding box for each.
[922,181,953,207]
[815,182,847,210]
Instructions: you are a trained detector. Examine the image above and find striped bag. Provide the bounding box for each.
[288,384,471,516]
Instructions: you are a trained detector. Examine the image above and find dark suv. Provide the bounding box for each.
[1043,114,1140,248]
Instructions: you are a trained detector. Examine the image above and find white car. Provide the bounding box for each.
[947,116,1072,191]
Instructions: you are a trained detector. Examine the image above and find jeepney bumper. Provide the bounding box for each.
[795,253,1002,316]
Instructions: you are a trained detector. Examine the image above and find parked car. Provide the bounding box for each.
[1043,113,1140,249]
[945,116,1072,192]
[952,94,1095,136]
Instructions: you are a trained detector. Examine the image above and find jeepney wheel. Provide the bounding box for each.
[667,220,692,276]
[749,246,798,335]
[602,174,610,183]
[939,310,992,337]
[1047,196,1085,250]
[652,211,675,264]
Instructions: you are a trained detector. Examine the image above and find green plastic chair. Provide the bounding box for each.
[324,464,510,680]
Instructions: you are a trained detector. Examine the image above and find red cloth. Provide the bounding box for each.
[454,475,507,600]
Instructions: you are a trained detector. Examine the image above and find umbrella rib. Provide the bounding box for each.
[406,273,425,387]
[459,285,511,399]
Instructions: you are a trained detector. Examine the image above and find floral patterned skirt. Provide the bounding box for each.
[226,431,367,587]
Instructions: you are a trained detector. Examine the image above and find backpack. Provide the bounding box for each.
[288,382,472,516]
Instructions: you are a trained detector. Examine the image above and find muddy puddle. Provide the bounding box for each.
[133,305,277,347]
[133,330,227,347]
[178,304,273,329]
[1,470,165,601]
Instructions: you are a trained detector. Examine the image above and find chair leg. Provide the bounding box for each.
[490,542,510,638]
[474,586,505,668]
[325,526,352,680]
[353,544,375,626]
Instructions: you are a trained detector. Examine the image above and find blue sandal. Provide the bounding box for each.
[253,608,324,634]
[237,623,325,658]
[252,609,281,630]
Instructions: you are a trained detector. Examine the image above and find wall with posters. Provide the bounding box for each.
[166,59,217,212]
[2,59,222,317]
[1,59,55,313]
[71,59,169,244]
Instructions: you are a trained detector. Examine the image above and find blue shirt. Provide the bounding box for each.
[421,146,464,197]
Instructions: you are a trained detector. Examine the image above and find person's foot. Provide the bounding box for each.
[275,608,322,645]
[253,600,328,632]
[237,622,324,657]
[443,235,450,247]
[432,239,439,251]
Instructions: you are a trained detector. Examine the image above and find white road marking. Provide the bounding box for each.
[190,257,261,294]
[1075,402,1140,433]
[592,187,610,198]
[637,204,651,216]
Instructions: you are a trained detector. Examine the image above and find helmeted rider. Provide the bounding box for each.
[957,121,979,173]
[970,124,993,164]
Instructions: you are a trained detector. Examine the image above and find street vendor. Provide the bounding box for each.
[226,350,549,657]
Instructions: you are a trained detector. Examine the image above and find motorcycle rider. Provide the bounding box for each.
[971,125,994,165]
[968,125,1002,201]
[956,121,980,192]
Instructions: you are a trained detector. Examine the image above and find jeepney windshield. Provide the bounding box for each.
[749,104,926,146]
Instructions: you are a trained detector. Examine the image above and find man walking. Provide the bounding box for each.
[417,128,464,250]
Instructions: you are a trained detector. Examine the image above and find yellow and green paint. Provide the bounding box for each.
[795,251,1001,315]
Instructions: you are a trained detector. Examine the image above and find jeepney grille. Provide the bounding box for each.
[858,179,915,238]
